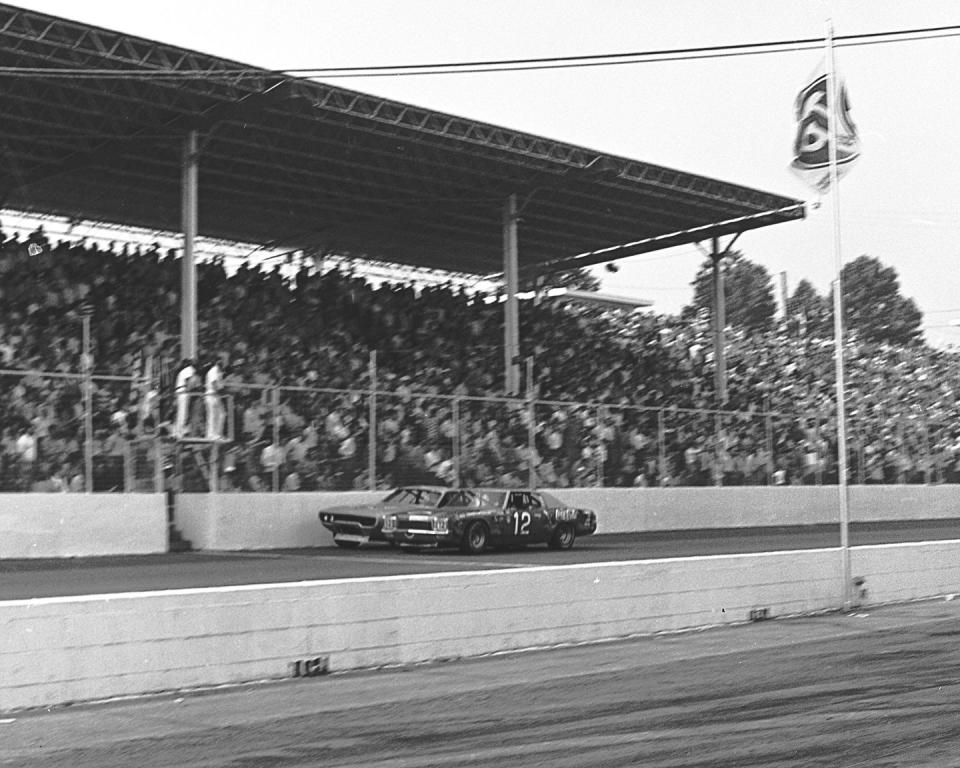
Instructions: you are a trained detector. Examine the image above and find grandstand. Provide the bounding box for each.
[4,3,958,499]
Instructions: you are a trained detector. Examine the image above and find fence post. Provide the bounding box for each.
[124,439,133,493]
[271,385,280,493]
[209,439,219,493]
[453,396,461,487]
[595,406,603,488]
[154,434,163,494]
[765,413,774,485]
[854,421,867,485]
[714,411,723,487]
[527,363,536,488]
[368,350,377,491]
[82,314,93,493]
[657,409,666,485]
[815,418,823,486]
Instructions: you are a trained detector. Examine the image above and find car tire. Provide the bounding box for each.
[334,539,361,549]
[460,521,488,554]
[549,523,576,550]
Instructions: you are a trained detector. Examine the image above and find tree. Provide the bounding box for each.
[683,251,776,331]
[787,278,830,336]
[840,255,923,345]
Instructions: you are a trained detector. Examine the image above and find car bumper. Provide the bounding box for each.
[576,521,598,536]
[383,529,457,548]
[321,522,385,541]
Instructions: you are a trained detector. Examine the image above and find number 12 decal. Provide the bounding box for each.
[514,510,531,535]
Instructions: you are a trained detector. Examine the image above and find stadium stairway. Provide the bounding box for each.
[168,523,192,552]
[166,489,192,552]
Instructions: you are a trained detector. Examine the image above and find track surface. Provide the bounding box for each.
[4,599,960,767]
[2,520,959,600]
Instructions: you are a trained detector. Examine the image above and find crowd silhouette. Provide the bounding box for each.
[2,225,959,493]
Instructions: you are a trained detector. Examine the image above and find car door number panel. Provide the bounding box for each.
[513,510,531,535]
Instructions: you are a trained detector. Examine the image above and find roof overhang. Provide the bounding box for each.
[0,3,805,278]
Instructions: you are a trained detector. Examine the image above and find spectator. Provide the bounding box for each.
[173,358,198,439]
[4,228,960,491]
[204,355,225,441]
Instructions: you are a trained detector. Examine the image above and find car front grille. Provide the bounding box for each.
[332,514,376,526]
[398,519,434,531]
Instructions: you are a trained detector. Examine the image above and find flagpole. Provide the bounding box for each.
[826,20,853,610]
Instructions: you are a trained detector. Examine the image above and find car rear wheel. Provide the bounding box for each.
[460,521,488,554]
[549,523,576,550]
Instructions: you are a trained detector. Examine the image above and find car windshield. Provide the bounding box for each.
[382,487,444,506]
[438,490,506,508]
[539,492,565,509]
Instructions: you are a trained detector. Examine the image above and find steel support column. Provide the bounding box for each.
[181,130,199,361]
[503,194,521,395]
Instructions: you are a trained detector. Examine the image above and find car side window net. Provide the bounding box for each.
[511,492,530,510]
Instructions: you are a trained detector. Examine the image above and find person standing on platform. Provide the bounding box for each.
[173,358,198,439]
[204,355,226,441]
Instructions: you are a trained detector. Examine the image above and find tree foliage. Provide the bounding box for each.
[785,255,923,345]
[683,251,777,331]
[786,278,830,336]
[840,255,923,345]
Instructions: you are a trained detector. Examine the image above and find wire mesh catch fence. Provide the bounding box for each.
[2,368,960,492]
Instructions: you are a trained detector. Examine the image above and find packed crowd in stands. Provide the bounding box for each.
[3,223,960,493]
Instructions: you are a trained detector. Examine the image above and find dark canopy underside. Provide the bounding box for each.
[0,3,804,278]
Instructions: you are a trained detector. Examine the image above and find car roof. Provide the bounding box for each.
[465,487,539,493]
[396,487,545,494]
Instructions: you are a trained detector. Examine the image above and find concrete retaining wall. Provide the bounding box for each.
[175,485,960,550]
[0,494,167,559]
[175,492,367,550]
[852,541,960,604]
[5,540,960,712]
[559,485,960,533]
[1,485,957,558]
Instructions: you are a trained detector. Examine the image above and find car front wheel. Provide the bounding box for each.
[460,521,488,554]
[549,523,576,550]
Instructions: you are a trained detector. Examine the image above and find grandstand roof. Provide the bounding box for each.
[0,3,805,278]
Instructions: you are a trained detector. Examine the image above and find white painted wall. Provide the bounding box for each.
[852,541,960,604]
[174,486,960,550]
[4,540,960,713]
[1,485,958,558]
[175,492,380,549]
[560,485,960,533]
[0,494,167,558]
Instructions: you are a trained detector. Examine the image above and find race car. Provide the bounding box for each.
[381,488,597,553]
[319,485,455,548]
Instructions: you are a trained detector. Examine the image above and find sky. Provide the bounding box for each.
[10,0,960,345]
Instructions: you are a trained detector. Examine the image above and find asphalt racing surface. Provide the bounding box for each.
[4,599,960,767]
[3,520,960,600]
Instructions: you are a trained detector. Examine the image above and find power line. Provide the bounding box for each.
[0,24,958,80]
[290,25,960,79]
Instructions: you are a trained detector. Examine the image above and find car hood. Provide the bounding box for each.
[322,502,434,516]
[393,506,496,518]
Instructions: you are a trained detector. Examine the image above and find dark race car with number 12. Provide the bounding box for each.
[381,488,597,553]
